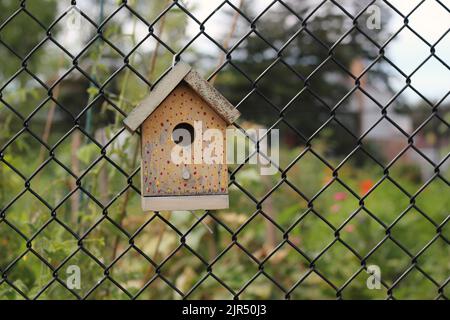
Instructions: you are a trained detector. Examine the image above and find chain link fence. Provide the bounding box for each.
[0,0,449,300]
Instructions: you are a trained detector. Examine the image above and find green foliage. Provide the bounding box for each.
[0,0,448,301]
[3,141,448,299]
[0,0,58,80]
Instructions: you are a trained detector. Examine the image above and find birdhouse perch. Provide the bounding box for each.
[123,63,240,211]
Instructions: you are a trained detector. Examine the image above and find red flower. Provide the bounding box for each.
[360,179,374,196]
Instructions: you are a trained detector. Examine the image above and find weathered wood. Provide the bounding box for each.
[123,63,241,133]
[123,62,191,132]
[141,83,228,197]
[183,70,240,124]
[124,62,238,211]
[142,195,229,211]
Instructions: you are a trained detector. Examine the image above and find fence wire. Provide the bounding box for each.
[0,0,449,300]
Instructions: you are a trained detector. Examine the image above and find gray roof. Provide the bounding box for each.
[123,62,240,133]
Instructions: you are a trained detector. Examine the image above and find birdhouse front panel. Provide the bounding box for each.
[141,82,228,199]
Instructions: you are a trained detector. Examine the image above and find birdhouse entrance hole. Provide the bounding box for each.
[172,122,195,146]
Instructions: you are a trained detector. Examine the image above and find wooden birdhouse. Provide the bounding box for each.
[123,63,240,211]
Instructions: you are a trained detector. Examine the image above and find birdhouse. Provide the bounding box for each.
[123,63,240,211]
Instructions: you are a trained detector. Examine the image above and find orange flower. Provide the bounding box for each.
[360,179,374,196]
[322,170,333,185]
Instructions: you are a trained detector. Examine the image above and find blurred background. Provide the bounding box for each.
[0,0,449,299]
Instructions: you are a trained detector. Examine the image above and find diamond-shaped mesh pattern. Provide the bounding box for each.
[0,0,449,300]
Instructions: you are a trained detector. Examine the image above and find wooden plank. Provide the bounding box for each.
[141,83,228,197]
[183,70,241,125]
[123,62,191,133]
[142,195,229,211]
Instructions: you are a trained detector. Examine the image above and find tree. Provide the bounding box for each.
[0,0,58,82]
[214,0,393,155]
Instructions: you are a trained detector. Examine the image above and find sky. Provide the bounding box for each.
[386,0,450,105]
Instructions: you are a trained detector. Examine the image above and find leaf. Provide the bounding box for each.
[86,86,99,97]
[77,143,100,164]
[12,279,28,293]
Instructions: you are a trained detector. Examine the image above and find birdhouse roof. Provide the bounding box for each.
[123,62,240,133]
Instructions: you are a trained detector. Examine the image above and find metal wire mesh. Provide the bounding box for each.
[0,0,449,300]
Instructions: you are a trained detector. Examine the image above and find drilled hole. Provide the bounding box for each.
[172,122,195,146]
